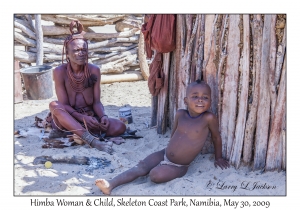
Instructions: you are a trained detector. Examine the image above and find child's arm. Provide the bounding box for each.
[207,113,230,169]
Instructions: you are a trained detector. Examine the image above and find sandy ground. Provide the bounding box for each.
[14,80,286,196]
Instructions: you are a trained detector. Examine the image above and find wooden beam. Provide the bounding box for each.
[230,15,250,168]
[253,15,272,170]
[265,55,286,171]
[220,15,240,160]
[157,53,170,134]
[242,15,263,164]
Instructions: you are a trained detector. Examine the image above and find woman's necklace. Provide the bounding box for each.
[67,62,90,92]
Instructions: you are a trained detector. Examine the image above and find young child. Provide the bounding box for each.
[95,80,229,195]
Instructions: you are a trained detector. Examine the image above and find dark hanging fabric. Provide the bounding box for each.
[148,52,164,96]
[141,15,176,96]
[141,14,176,58]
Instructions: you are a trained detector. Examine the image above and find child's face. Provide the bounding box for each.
[184,84,211,115]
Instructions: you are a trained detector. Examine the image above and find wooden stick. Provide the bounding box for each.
[84,28,139,40]
[15,49,36,63]
[185,15,199,83]
[220,15,240,160]
[35,14,43,65]
[204,14,219,115]
[268,15,278,122]
[89,51,119,59]
[190,14,202,82]
[138,32,150,80]
[97,54,137,74]
[44,54,62,61]
[42,25,70,36]
[242,15,263,164]
[202,15,218,80]
[168,51,176,130]
[93,48,137,65]
[177,15,187,110]
[196,14,205,80]
[88,36,139,50]
[157,53,170,134]
[275,26,286,87]
[115,18,142,32]
[230,15,250,168]
[43,37,65,45]
[14,20,36,39]
[88,43,138,52]
[253,14,272,170]
[24,14,35,31]
[14,17,33,32]
[174,15,182,113]
[151,96,158,127]
[41,14,126,26]
[281,109,286,171]
[100,71,143,84]
[217,15,229,125]
[265,54,286,171]
[14,31,36,47]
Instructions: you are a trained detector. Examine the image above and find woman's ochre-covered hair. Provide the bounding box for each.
[62,20,88,64]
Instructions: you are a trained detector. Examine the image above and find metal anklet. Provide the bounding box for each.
[81,131,97,147]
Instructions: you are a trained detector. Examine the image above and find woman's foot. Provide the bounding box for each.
[81,131,113,154]
[95,179,112,195]
[91,141,113,154]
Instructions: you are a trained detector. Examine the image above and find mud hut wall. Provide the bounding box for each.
[14,14,145,80]
[161,14,286,171]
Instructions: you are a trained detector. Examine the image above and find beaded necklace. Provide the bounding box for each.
[67,62,90,92]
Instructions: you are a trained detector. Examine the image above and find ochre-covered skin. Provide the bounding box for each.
[48,20,126,154]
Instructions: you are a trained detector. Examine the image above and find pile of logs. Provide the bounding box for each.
[14,14,150,83]
[154,14,286,172]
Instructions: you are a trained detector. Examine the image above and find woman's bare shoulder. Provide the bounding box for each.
[88,63,100,74]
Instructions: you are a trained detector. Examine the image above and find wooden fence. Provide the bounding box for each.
[153,14,286,172]
[14,14,149,83]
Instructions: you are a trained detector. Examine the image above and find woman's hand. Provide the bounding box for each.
[99,115,109,131]
[83,115,100,130]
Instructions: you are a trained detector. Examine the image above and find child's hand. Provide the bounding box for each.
[214,158,230,170]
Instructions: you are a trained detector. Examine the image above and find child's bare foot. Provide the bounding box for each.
[95,179,112,195]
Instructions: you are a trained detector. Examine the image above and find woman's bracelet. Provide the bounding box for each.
[100,115,108,120]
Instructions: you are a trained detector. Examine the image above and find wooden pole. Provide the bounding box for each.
[100,71,143,84]
[253,15,272,170]
[196,14,205,80]
[177,15,187,110]
[204,15,218,115]
[242,15,263,164]
[217,15,229,125]
[138,32,150,80]
[230,15,250,168]
[168,51,176,130]
[220,15,240,160]
[157,53,170,134]
[265,55,286,171]
[35,14,43,65]
[268,15,278,122]
[151,96,158,127]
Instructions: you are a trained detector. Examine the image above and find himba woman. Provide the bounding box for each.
[48,20,126,154]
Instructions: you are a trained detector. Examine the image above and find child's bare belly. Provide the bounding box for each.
[166,132,207,165]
